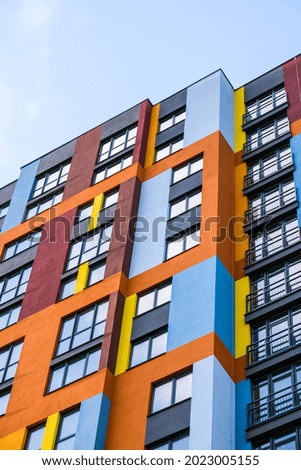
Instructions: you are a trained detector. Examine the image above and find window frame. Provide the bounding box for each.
[24,190,63,220]
[93,153,133,184]
[158,108,186,133]
[150,370,192,415]
[2,231,42,261]
[130,328,168,368]
[136,281,172,317]
[0,265,32,306]
[24,422,47,450]
[172,156,203,185]
[155,137,184,162]
[31,161,71,199]
[54,407,80,450]
[0,203,9,219]
[0,303,22,331]
[165,227,200,260]
[98,125,138,163]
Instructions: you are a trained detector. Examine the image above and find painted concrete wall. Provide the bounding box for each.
[74,393,110,450]
[184,71,234,150]
[2,159,40,231]
[291,134,301,226]
[235,380,252,450]
[189,356,235,449]
[167,256,234,354]
[129,169,171,278]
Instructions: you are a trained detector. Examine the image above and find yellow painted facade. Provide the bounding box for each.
[74,262,90,293]
[41,412,60,450]
[115,294,137,375]
[144,104,160,168]
[88,194,104,232]
[0,428,26,450]
[235,277,251,358]
[234,87,246,153]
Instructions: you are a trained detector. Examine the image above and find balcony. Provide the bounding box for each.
[244,188,296,227]
[243,120,290,160]
[244,150,293,191]
[245,227,300,268]
[242,89,288,127]
[246,270,301,315]
[247,382,301,427]
[247,323,301,366]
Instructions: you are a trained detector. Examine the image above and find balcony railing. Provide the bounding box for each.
[243,120,290,155]
[244,150,293,189]
[243,89,287,125]
[246,270,301,314]
[244,188,296,225]
[245,227,300,267]
[247,322,301,365]
[247,382,301,426]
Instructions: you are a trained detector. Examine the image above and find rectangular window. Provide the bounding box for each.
[246,145,293,188]
[150,432,189,450]
[87,262,106,286]
[170,190,202,219]
[59,276,77,301]
[0,203,9,219]
[172,156,203,184]
[245,87,287,123]
[130,330,167,367]
[98,126,137,163]
[246,115,289,153]
[77,203,93,223]
[0,390,10,416]
[103,190,119,208]
[0,304,21,331]
[166,228,200,260]
[54,408,80,450]
[24,423,46,450]
[151,371,192,414]
[155,138,184,162]
[0,342,23,384]
[0,266,32,305]
[32,161,71,199]
[94,154,133,184]
[136,282,172,316]
[3,231,41,261]
[158,109,186,133]
[25,191,63,220]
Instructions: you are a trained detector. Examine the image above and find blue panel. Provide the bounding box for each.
[235,380,252,450]
[167,256,234,354]
[184,71,234,150]
[2,160,40,231]
[74,393,110,450]
[129,169,171,278]
[189,356,234,450]
[291,134,301,226]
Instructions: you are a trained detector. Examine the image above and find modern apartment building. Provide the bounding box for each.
[0,55,301,450]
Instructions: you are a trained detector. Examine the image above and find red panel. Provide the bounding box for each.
[63,126,102,200]
[104,177,141,278]
[283,56,301,123]
[19,208,77,320]
[133,100,152,166]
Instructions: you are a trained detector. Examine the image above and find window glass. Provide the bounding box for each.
[0,390,10,416]
[172,434,189,450]
[25,424,46,450]
[60,277,76,300]
[130,340,149,367]
[152,380,173,413]
[0,304,21,331]
[55,409,80,450]
[136,282,172,316]
[88,263,105,286]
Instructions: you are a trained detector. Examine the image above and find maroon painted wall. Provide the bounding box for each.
[133,100,152,166]
[19,208,77,320]
[283,56,301,123]
[63,126,102,200]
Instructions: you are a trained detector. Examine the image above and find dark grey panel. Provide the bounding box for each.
[71,218,90,240]
[97,204,116,228]
[159,89,187,120]
[169,171,202,202]
[131,303,170,342]
[0,218,4,232]
[166,206,201,239]
[155,121,185,148]
[0,246,38,277]
[37,140,76,175]
[244,66,284,103]
[101,104,141,140]
[0,181,17,206]
[145,399,191,447]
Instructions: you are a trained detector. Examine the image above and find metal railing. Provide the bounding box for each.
[243,120,290,155]
[247,382,301,426]
[246,270,301,313]
[247,322,301,365]
[245,227,300,266]
[244,188,296,225]
[243,89,287,125]
[244,151,293,189]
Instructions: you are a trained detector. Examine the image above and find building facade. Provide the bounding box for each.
[0,55,301,450]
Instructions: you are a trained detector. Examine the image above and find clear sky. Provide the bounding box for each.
[0,0,300,187]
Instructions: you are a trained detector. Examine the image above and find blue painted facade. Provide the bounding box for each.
[129,169,171,278]
[74,393,110,450]
[184,70,234,150]
[235,380,252,450]
[189,356,235,449]
[167,256,234,354]
[291,134,301,226]
[2,159,40,231]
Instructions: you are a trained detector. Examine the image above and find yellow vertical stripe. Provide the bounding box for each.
[115,294,138,375]
[235,277,250,358]
[88,194,104,231]
[144,104,160,168]
[74,262,90,293]
[41,412,60,450]
[0,428,27,450]
[234,87,246,153]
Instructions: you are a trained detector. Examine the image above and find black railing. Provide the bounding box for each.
[243,120,290,155]
[244,188,296,225]
[246,270,301,313]
[245,227,300,266]
[247,382,301,426]
[243,89,287,125]
[247,323,301,365]
[244,150,293,189]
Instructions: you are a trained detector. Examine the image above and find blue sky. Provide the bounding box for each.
[0,0,300,187]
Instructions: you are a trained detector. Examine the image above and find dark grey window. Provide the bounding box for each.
[0,266,32,305]
[54,408,80,450]
[151,371,192,414]
[32,161,71,198]
[3,231,41,260]
[24,423,46,450]
[98,126,137,163]
[136,282,172,316]
[130,329,167,367]
[0,303,21,331]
